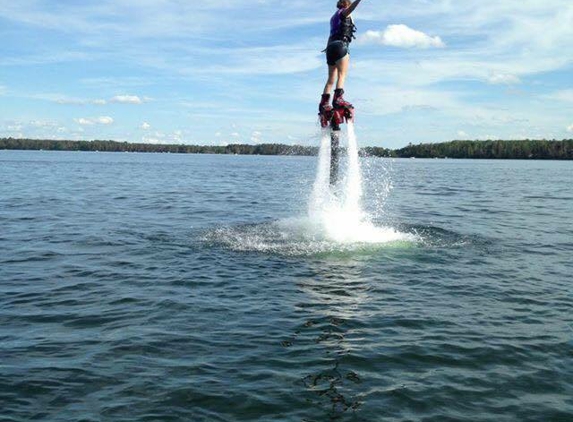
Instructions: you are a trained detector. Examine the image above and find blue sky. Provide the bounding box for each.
[1,0,572,148]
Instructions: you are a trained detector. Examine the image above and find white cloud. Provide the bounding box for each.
[567,124,573,133]
[80,77,153,88]
[457,130,469,138]
[355,86,459,116]
[251,130,263,143]
[175,43,323,76]
[110,95,143,104]
[141,131,186,144]
[0,51,92,67]
[55,97,89,105]
[546,90,573,103]
[29,120,58,128]
[141,136,162,144]
[360,25,445,49]
[29,94,107,105]
[75,116,114,125]
[7,123,23,131]
[141,122,151,130]
[488,73,521,85]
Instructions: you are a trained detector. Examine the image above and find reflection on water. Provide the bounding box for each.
[290,259,371,419]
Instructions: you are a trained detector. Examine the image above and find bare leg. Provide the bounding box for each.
[335,54,349,90]
[323,65,338,95]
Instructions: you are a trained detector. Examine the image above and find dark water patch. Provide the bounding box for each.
[523,194,573,201]
[401,224,498,250]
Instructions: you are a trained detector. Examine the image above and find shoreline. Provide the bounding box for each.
[1,138,572,160]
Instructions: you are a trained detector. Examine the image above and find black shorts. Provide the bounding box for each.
[326,40,349,66]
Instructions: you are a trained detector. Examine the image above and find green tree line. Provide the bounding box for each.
[0,138,318,156]
[393,139,573,160]
[1,137,571,160]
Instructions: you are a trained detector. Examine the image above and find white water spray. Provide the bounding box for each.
[308,124,413,244]
[344,122,362,215]
[309,130,332,217]
[205,124,417,255]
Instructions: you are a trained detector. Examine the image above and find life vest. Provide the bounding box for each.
[330,9,357,44]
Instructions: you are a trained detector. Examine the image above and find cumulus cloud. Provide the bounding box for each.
[141,122,151,130]
[488,73,521,85]
[567,124,573,133]
[141,130,185,144]
[110,95,143,104]
[251,130,262,143]
[97,116,114,125]
[75,116,114,125]
[360,24,445,48]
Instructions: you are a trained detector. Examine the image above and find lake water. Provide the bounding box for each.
[1,150,572,421]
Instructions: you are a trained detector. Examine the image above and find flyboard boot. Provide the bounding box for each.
[318,90,354,185]
[333,88,353,110]
[318,94,333,128]
[332,88,355,129]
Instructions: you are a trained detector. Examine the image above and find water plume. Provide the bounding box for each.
[205,124,417,256]
[308,123,413,245]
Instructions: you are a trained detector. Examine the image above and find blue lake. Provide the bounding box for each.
[1,150,572,421]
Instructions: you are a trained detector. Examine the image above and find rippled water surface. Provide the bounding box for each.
[1,150,572,421]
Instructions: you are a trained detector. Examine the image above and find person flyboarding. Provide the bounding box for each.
[318,0,363,127]
[319,0,363,185]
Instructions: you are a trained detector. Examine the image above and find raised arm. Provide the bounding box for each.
[341,0,363,18]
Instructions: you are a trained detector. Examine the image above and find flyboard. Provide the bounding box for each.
[318,101,355,185]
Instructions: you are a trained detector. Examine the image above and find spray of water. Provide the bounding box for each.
[344,122,362,215]
[308,130,333,217]
[205,124,417,256]
[308,123,413,244]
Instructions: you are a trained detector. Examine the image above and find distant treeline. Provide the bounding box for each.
[1,137,572,160]
[391,139,573,160]
[0,138,317,156]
